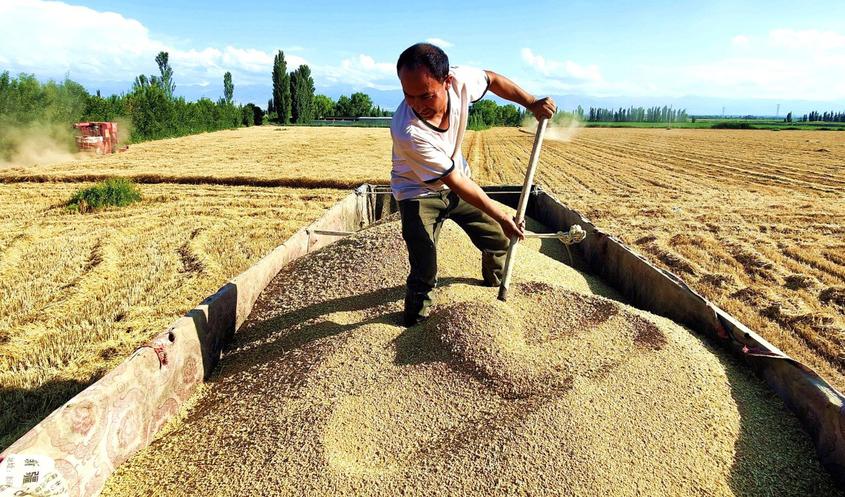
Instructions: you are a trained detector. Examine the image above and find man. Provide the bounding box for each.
[391,43,556,326]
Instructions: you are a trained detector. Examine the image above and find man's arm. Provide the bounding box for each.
[484,70,556,120]
[440,168,524,240]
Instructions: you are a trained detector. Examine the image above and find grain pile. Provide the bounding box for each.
[101,218,840,496]
[465,127,845,392]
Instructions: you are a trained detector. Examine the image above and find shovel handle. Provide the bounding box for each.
[498,118,549,301]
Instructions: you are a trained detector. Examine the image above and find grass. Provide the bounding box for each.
[66,178,142,213]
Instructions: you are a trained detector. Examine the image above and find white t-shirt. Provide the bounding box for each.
[390,66,490,201]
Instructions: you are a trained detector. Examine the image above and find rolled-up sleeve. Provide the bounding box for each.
[452,66,490,103]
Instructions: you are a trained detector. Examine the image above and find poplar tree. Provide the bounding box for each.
[155,51,175,99]
[223,72,234,105]
[290,65,315,123]
[272,50,291,124]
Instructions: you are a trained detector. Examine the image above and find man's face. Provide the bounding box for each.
[398,66,451,120]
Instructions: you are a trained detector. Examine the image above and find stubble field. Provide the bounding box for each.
[465,127,845,393]
[0,125,843,450]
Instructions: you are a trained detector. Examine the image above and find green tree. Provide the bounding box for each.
[0,72,91,160]
[348,92,373,117]
[155,51,175,99]
[127,77,173,140]
[336,95,352,116]
[497,104,521,126]
[298,65,315,123]
[272,50,291,124]
[313,94,334,118]
[223,71,234,105]
[469,99,497,126]
[289,65,315,124]
[242,103,253,126]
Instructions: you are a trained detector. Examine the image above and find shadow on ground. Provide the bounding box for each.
[0,378,92,451]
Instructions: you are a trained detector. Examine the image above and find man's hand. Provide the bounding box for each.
[486,71,556,121]
[527,97,556,121]
[498,215,526,241]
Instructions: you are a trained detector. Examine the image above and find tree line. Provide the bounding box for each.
[584,105,689,123]
[791,111,845,123]
[0,49,394,160]
[1,50,246,160]
[111,52,243,140]
[467,101,693,130]
[468,100,524,129]
[268,50,389,123]
[0,71,90,160]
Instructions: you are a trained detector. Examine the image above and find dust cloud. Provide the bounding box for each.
[0,122,78,168]
[522,114,581,143]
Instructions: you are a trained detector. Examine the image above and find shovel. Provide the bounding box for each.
[497,118,549,301]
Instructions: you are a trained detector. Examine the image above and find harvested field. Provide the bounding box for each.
[464,127,845,392]
[7,125,840,394]
[0,126,392,189]
[102,219,840,496]
[0,182,342,448]
[2,125,843,485]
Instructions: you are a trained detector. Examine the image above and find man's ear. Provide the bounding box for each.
[444,74,453,89]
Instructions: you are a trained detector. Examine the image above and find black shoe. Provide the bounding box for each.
[402,310,429,327]
[403,292,431,327]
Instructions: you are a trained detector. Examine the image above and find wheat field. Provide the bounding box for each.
[466,127,845,392]
[1,124,843,450]
[0,126,391,188]
[0,181,342,447]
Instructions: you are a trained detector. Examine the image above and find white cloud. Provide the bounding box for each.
[731,35,751,47]
[0,0,304,88]
[0,0,400,96]
[517,48,624,96]
[520,30,845,101]
[0,0,164,80]
[612,28,845,101]
[520,48,602,82]
[319,54,399,91]
[5,2,843,103]
[426,38,454,48]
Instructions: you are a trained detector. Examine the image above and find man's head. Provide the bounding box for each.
[397,43,452,120]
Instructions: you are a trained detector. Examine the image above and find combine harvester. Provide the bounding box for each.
[72,122,125,155]
[1,125,843,496]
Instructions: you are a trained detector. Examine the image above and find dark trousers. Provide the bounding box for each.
[398,190,510,324]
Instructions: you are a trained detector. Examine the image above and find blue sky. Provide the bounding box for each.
[2,0,844,112]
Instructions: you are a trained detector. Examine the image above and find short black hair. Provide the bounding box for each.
[396,43,450,82]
